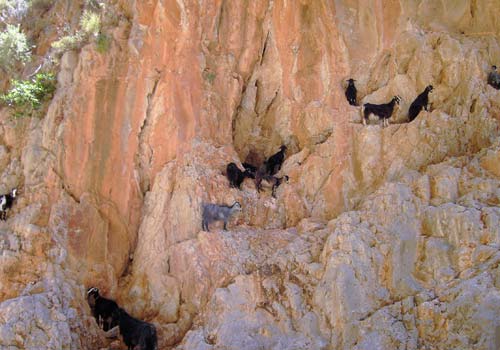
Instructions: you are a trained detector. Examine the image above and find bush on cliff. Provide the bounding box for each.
[0,24,31,73]
[0,72,56,117]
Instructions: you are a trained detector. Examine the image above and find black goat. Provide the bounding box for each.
[87,287,119,331]
[345,79,357,106]
[266,145,287,175]
[488,65,500,89]
[202,201,242,231]
[0,188,17,221]
[112,308,158,350]
[226,163,254,189]
[242,162,258,178]
[408,85,433,122]
[362,96,401,127]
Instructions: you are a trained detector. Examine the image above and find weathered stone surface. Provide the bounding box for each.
[0,0,499,349]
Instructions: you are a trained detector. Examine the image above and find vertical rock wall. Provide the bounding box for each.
[0,0,499,349]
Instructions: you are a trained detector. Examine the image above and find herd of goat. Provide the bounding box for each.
[348,65,500,126]
[0,65,496,350]
[202,145,289,232]
[87,287,158,350]
[346,79,434,127]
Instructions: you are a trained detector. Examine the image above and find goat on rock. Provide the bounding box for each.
[0,188,17,221]
[345,78,357,106]
[241,162,258,178]
[226,163,254,189]
[255,172,289,198]
[87,287,119,331]
[202,201,242,231]
[266,145,287,175]
[408,85,433,122]
[112,308,158,350]
[362,96,401,127]
[488,65,500,89]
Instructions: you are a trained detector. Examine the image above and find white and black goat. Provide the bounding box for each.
[408,85,433,122]
[362,96,401,127]
[87,287,119,331]
[202,201,242,232]
[345,78,357,106]
[265,145,287,175]
[112,308,158,350]
[0,188,17,221]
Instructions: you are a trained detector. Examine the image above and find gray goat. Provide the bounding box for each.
[202,201,242,232]
[488,65,500,89]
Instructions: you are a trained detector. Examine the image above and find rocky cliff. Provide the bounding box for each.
[0,0,499,349]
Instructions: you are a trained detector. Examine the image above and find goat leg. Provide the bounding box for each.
[255,179,262,192]
[223,221,227,231]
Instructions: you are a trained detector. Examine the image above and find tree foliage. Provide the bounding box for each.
[0,24,31,73]
[0,72,56,117]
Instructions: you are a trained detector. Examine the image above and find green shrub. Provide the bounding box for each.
[80,10,100,37]
[203,70,216,84]
[95,32,110,53]
[0,72,56,117]
[52,10,105,55]
[51,32,84,52]
[0,24,31,73]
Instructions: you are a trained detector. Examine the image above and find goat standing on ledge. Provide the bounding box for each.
[362,96,401,127]
[408,85,433,122]
[226,163,254,189]
[242,162,258,177]
[0,188,17,221]
[345,78,357,106]
[255,173,289,198]
[202,201,242,231]
[87,287,119,331]
[266,145,287,175]
[488,65,500,89]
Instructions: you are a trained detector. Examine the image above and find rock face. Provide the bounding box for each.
[0,0,499,349]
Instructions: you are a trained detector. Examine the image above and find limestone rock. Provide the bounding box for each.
[0,0,499,349]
